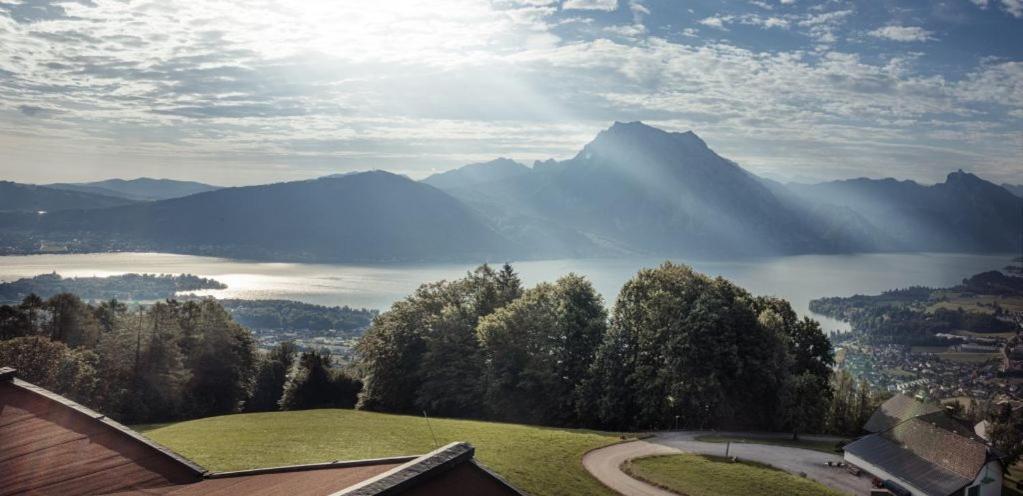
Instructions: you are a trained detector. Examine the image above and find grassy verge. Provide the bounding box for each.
[623,454,845,496]
[137,408,621,496]
[694,434,840,454]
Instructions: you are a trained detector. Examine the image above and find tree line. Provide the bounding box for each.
[0,293,355,423]
[356,262,836,434]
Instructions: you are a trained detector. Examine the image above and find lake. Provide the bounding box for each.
[0,252,1013,332]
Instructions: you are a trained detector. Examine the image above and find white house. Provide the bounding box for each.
[844,394,1004,496]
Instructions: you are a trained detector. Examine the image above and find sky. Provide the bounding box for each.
[0,0,1020,186]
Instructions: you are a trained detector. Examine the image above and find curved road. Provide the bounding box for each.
[583,432,872,496]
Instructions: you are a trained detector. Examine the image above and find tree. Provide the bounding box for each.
[45,293,101,348]
[988,403,1023,466]
[280,349,361,410]
[180,299,257,418]
[358,264,520,415]
[782,372,830,440]
[94,299,127,333]
[0,336,99,404]
[477,275,606,425]
[599,262,789,431]
[248,341,298,412]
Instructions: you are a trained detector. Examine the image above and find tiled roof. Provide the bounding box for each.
[883,414,990,480]
[863,393,943,433]
[844,434,972,496]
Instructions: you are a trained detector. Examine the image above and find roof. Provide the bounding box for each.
[1,369,204,496]
[846,394,1001,495]
[863,393,943,433]
[844,434,972,496]
[0,367,523,496]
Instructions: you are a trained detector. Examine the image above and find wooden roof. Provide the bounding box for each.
[0,369,204,496]
[0,367,524,496]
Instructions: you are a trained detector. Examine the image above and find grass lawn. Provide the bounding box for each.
[137,408,621,496]
[693,434,840,454]
[623,454,845,496]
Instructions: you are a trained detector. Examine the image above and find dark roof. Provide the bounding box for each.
[1,367,524,496]
[847,394,1001,495]
[845,434,971,496]
[863,394,943,433]
[884,414,990,480]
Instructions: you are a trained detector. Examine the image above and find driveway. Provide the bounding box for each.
[583,431,873,496]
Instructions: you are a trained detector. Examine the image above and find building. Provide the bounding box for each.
[844,393,1004,496]
[0,367,523,496]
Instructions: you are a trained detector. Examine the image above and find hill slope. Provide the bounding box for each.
[3,171,512,262]
[46,177,220,201]
[0,181,135,212]
[788,171,1023,252]
[138,409,620,496]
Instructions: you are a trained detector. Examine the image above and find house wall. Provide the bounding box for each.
[963,460,1002,496]
[844,452,937,496]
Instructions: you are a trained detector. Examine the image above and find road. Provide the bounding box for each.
[582,431,873,496]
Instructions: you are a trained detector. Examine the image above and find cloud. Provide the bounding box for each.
[562,0,617,11]
[0,0,1019,185]
[698,16,728,29]
[1001,0,1023,17]
[868,25,936,42]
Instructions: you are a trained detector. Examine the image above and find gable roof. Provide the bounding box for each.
[844,434,972,496]
[0,367,523,496]
[846,393,1002,496]
[863,393,943,433]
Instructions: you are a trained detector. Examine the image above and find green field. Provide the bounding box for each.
[138,409,621,496]
[936,351,1001,364]
[623,454,844,496]
[693,434,840,454]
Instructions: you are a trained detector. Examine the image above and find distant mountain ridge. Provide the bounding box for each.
[1003,183,1023,198]
[787,171,1023,252]
[46,177,220,201]
[1,171,512,262]
[0,122,1019,262]
[422,158,530,190]
[0,181,135,212]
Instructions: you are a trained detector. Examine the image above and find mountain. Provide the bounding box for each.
[422,158,530,190]
[787,171,1023,252]
[46,177,220,201]
[1002,183,1023,198]
[0,181,135,212]
[2,171,512,262]
[430,122,837,257]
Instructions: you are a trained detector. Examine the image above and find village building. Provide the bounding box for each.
[0,367,523,496]
[844,393,1005,496]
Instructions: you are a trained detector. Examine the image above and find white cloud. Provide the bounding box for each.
[562,0,617,11]
[0,0,1018,184]
[868,25,936,42]
[1001,0,1023,17]
[698,16,729,29]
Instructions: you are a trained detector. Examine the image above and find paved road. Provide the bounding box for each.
[583,432,873,496]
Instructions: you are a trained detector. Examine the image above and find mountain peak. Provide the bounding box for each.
[598,121,706,147]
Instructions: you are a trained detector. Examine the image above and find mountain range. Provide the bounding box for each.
[1,122,1019,262]
[45,177,220,201]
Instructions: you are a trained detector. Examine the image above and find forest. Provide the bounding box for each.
[0,272,225,303]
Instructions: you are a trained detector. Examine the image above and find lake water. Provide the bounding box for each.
[0,252,1013,333]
